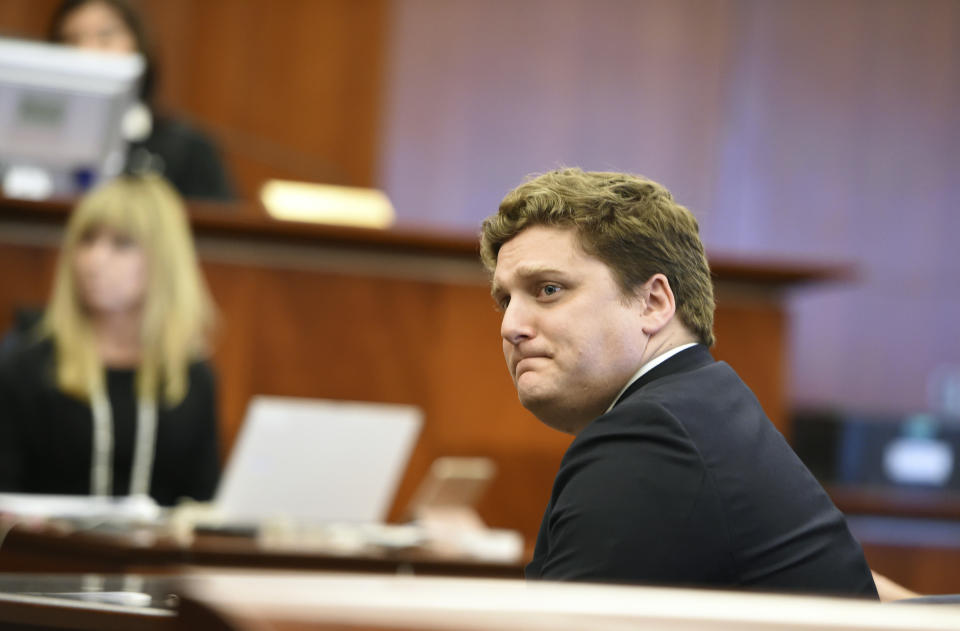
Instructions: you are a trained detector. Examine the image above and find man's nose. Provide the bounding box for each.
[500,298,534,345]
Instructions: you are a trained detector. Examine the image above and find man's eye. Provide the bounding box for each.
[540,284,561,297]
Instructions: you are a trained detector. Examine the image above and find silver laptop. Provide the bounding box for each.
[215,396,422,524]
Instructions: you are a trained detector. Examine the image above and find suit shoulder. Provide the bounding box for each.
[578,390,696,445]
[561,396,705,487]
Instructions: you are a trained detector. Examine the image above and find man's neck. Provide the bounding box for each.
[603,321,702,416]
[640,323,699,367]
[604,341,699,415]
[561,324,701,435]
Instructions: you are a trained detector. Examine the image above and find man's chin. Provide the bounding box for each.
[518,392,582,435]
[517,385,553,411]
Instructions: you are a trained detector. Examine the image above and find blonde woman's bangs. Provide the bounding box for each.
[66,181,153,250]
[45,173,215,405]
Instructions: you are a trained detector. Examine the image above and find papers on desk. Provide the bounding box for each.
[0,493,161,525]
[172,501,524,564]
[256,520,524,564]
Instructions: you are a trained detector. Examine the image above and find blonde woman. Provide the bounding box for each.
[0,174,220,505]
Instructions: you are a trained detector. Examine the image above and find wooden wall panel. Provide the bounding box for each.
[862,544,960,596]
[198,261,259,454]
[0,248,54,332]
[712,295,788,434]
[0,0,386,200]
[0,0,60,36]
[143,0,387,198]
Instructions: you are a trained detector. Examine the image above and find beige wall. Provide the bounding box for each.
[378,0,960,414]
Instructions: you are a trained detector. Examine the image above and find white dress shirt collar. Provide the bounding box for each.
[604,343,700,414]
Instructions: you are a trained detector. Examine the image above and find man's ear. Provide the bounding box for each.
[636,273,676,335]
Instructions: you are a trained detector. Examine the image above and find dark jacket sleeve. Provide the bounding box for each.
[533,402,735,586]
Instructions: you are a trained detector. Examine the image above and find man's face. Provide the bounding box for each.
[492,225,650,434]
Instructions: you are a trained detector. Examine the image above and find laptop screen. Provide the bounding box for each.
[215,396,422,524]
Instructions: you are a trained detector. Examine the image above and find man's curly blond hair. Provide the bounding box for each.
[480,168,715,346]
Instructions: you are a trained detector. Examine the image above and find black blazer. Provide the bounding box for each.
[526,345,878,598]
[0,329,221,506]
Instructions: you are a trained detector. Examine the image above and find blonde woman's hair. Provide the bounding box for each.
[42,174,216,405]
[480,168,715,346]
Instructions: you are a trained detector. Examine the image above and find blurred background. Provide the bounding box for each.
[5,0,956,414]
[1,0,958,592]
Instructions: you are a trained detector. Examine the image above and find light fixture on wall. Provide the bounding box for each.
[259,180,396,229]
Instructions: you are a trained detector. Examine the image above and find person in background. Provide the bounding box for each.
[0,174,221,505]
[48,0,234,200]
[481,168,878,597]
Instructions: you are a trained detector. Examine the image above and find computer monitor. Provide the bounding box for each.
[793,409,960,490]
[0,36,144,199]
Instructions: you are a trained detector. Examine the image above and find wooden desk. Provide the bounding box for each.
[173,571,960,631]
[845,515,960,595]
[821,486,960,594]
[0,574,177,631]
[828,486,960,522]
[0,523,523,579]
[4,571,959,631]
[0,197,845,543]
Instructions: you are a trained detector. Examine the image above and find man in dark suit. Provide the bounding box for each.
[479,168,878,598]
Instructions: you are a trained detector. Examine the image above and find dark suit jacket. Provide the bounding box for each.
[526,345,878,598]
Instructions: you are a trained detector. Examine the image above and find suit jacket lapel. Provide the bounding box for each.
[612,344,715,409]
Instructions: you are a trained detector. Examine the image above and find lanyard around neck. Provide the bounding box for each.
[89,388,158,497]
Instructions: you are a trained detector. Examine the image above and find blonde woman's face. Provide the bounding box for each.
[59,1,137,54]
[74,225,148,317]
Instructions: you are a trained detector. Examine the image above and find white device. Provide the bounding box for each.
[0,37,144,198]
[215,396,422,524]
